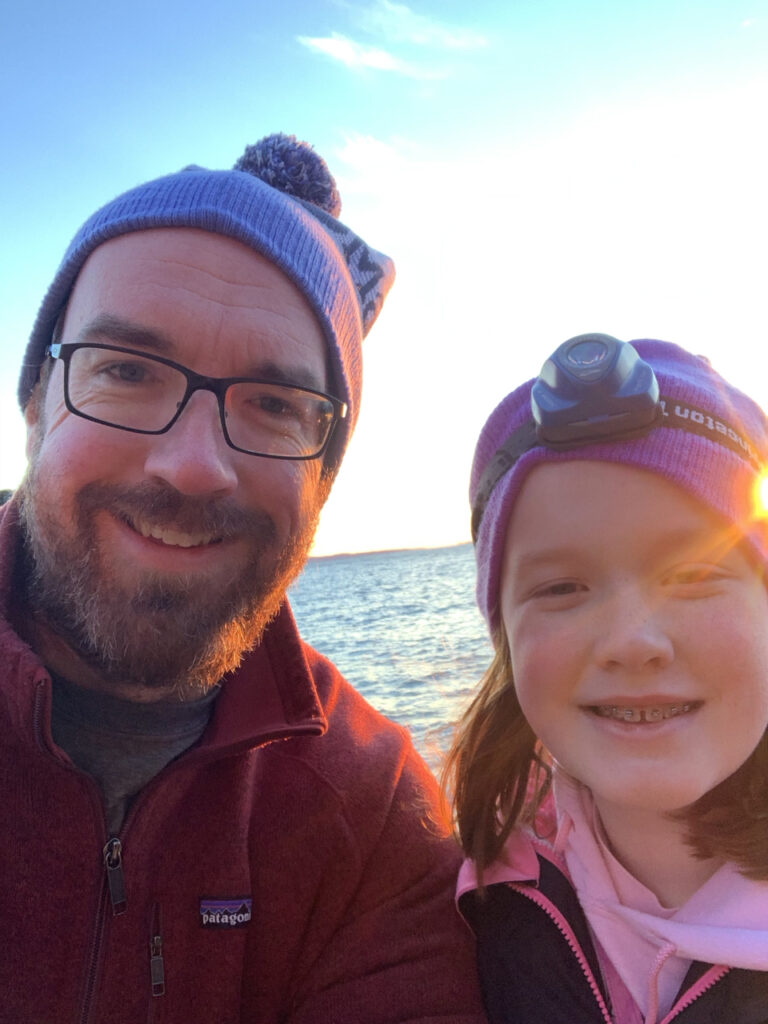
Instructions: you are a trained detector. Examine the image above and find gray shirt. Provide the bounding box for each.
[51,674,218,835]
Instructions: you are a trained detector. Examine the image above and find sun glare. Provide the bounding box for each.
[753,470,768,520]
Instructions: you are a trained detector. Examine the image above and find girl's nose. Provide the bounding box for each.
[593,587,674,672]
[143,390,239,497]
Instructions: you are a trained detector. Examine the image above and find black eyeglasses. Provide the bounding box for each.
[47,342,348,460]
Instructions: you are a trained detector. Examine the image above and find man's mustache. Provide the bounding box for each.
[74,480,275,542]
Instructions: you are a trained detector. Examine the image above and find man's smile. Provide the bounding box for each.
[123,513,224,549]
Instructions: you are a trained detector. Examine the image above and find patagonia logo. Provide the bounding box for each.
[199,897,252,929]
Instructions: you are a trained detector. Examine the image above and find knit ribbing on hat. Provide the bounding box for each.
[471,339,768,634]
[18,134,395,472]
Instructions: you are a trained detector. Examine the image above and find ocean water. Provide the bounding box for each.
[288,543,494,768]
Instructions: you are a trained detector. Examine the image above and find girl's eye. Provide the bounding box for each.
[665,564,727,588]
[532,580,586,599]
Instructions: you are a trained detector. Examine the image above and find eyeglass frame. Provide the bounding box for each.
[46,341,348,461]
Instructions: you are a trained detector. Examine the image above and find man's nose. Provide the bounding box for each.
[143,390,239,496]
[593,586,674,672]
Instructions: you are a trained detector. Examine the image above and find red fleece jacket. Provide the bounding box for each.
[0,501,484,1023]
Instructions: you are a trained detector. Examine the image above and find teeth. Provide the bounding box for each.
[595,704,692,722]
[133,521,218,548]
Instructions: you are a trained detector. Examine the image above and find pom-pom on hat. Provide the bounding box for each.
[18,133,395,472]
[234,132,342,217]
[471,337,768,635]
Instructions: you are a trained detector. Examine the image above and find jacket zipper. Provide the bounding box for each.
[662,965,729,1022]
[510,882,614,1024]
[78,881,109,1024]
[78,837,129,1024]
[104,837,127,914]
[150,903,166,998]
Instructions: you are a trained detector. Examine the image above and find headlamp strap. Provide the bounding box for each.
[471,420,537,542]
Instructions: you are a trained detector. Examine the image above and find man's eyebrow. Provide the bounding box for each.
[76,314,175,354]
[244,360,326,393]
[76,317,329,391]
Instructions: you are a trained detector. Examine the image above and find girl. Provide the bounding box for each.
[445,335,768,1024]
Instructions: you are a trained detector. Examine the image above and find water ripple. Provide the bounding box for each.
[289,544,493,770]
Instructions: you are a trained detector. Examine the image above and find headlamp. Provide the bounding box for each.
[532,334,660,447]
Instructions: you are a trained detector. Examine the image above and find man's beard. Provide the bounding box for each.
[18,475,322,696]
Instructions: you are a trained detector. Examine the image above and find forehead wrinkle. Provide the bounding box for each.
[156,249,290,288]
[149,252,318,326]
[137,277,323,358]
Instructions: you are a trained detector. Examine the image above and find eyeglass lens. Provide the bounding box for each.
[66,346,336,457]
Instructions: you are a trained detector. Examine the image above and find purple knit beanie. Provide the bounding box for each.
[472,337,768,634]
[18,133,395,472]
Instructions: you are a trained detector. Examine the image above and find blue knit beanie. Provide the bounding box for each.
[18,133,395,471]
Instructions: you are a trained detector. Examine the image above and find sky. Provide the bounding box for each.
[1,0,767,556]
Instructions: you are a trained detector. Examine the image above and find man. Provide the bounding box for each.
[1,134,483,1022]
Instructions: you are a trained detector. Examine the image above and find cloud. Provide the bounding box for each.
[297,33,445,78]
[298,3,487,79]
[355,0,488,50]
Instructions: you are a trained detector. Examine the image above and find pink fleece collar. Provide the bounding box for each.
[556,773,768,1019]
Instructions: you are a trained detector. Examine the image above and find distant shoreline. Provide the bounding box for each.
[308,540,472,562]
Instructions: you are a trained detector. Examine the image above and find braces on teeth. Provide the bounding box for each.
[595,704,692,722]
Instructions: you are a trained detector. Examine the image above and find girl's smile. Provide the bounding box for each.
[499,460,768,836]
[591,701,697,722]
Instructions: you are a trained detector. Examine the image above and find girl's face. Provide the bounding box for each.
[500,460,768,830]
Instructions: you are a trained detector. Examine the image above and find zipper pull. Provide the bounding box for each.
[103,837,127,915]
[150,934,166,997]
